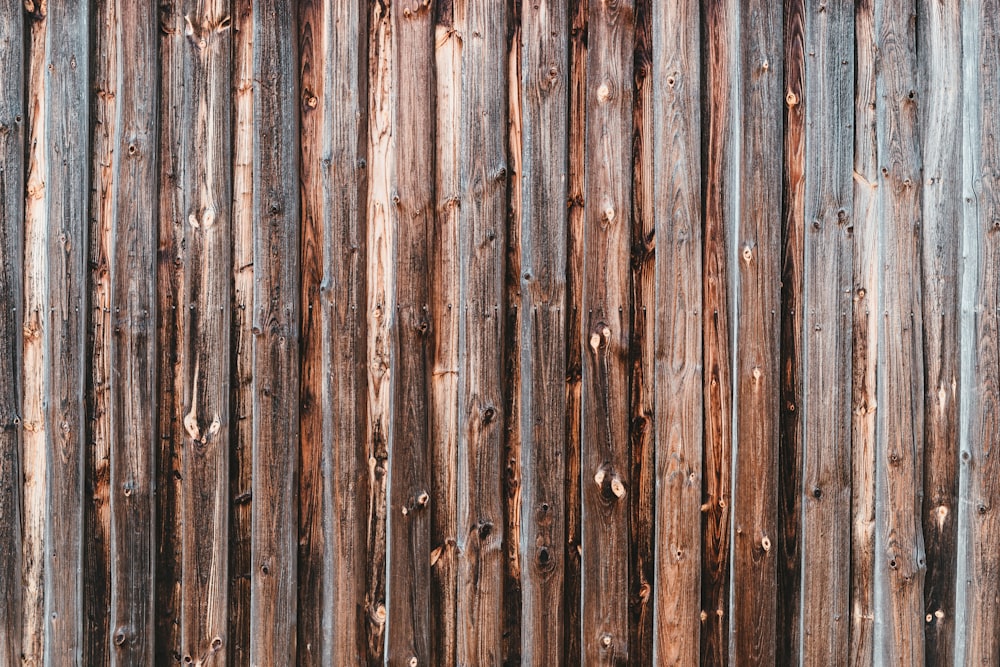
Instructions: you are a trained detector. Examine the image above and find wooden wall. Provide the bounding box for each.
[0,0,994,664]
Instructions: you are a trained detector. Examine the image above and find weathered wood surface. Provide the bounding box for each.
[6,1,1000,664]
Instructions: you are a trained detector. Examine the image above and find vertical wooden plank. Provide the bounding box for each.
[431,0,460,662]
[778,0,804,661]
[364,0,392,661]
[44,3,88,662]
[850,0,878,663]
[519,0,570,662]
[700,0,736,662]
[732,0,781,661]
[22,6,47,664]
[161,2,233,664]
[629,0,655,662]
[86,0,115,662]
[799,0,854,662]
[564,0,587,661]
[918,0,961,662]
[581,0,633,661]
[0,0,23,662]
[251,3,300,664]
[456,0,506,662]
[229,0,254,661]
[872,0,926,662]
[961,1,1000,663]
[387,0,434,662]
[109,3,158,663]
[650,0,702,662]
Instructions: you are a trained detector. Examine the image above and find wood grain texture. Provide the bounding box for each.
[918,0,961,662]
[158,2,233,664]
[799,0,854,663]
[431,1,460,663]
[732,0,782,662]
[873,0,926,662]
[850,0,879,664]
[650,0,702,663]
[700,0,736,662]
[229,0,254,661]
[456,0,507,663]
[386,0,435,664]
[250,2,300,664]
[43,3,89,662]
[518,0,570,663]
[582,0,633,662]
[0,0,22,662]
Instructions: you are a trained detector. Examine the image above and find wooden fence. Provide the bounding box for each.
[0,0,994,664]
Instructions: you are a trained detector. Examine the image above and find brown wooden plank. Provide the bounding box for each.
[732,0,782,661]
[850,0,878,663]
[387,0,435,663]
[431,0,460,662]
[364,1,392,661]
[456,0,507,662]
[961,0,1000,662]
[778,0,804,662]
[918,0,961,662]
[650,0,702,661]
[629,0,655,662]
[251,3,300,663]
[581,0,633,661]
[158,2,234,664]
[0,0,23,662]
[872,0,926,662]
[229,0,254,661]
[108,3,159,663]
[518,0,570,663]
[699,0,735,661]
[799,0,854,662]
[43,3,89,662]
[564,0,587,661]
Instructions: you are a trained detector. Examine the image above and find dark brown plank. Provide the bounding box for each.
[732,0,782,661]
[0,0,23,662]
[251,3,300,663]
[386,0,435,663]
[228,0,254,661]
[518,0,570,663]
[700,0,735,661]
[918,0,961,662]
[582,0,633,662]
[799,0,854,662]
[44,3,89,662]
[850,0,878,663]
[650,0,702,661]
[873,0,926,662]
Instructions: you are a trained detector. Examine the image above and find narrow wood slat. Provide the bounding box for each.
[873,0,926,662]
[650,0,702,661]
[699,0,736,661]
[918,0,962,662]
[961,0,1000,662]
[581,0,633,661]
[850,0,879,663]
[0,0,23,662]
[563,0,587,661]
[431,0,461,662]
[386,1,435,663]
[799,0,854,662]
[518,0,570,663]
[732,0,782,661]
[109,3,158,663]
[43,4,89,662]
[250,3,300,663]
[229,0,254,661]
